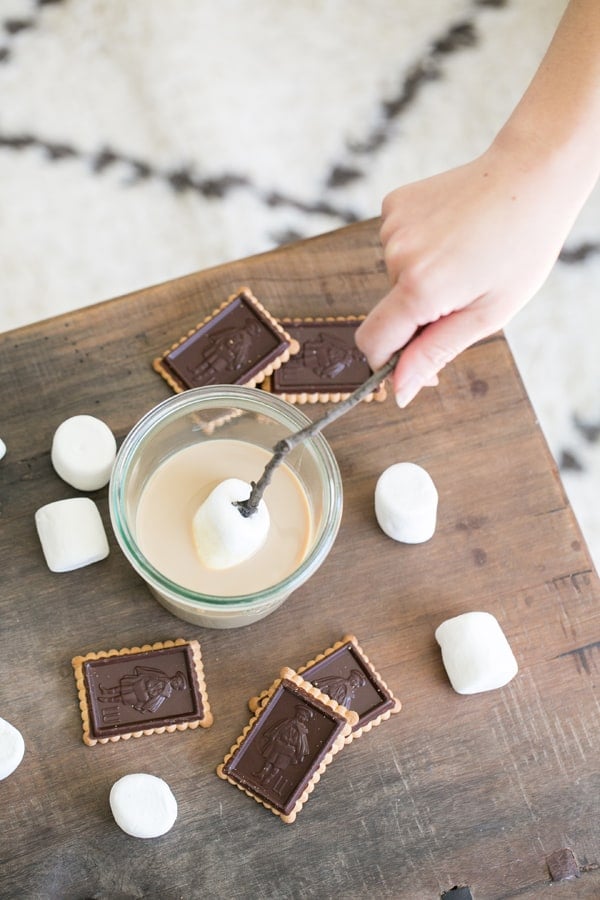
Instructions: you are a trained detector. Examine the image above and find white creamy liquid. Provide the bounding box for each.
[135,439,313,596]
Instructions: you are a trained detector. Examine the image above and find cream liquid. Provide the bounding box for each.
[135,439,313,596]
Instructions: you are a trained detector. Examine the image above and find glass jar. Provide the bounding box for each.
[109,386,343,628]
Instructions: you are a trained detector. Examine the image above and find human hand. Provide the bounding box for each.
[355,141,576,407]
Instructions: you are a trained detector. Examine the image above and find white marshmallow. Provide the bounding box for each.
[110,773,178,838]
[51,415,117,491]
[0,716,25,780]
[0,437,6,461]
[192,477,270,570]
[435,611,518,695]
[375,462,438,543]
[35,497,109,572]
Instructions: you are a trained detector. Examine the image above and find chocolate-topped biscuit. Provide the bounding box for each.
[153,287,299,393]
[72,639,213,746]
[217,668,357,823]
[266,317,386,403]
[249,635,401,741]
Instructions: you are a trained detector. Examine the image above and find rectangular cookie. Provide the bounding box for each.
[217,667,358,823]
[153,287,299,392]
[264,317,386,403]
[72,638,213,746]
[248,635,400,741]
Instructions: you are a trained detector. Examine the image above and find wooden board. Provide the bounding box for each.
[1,220,599,899]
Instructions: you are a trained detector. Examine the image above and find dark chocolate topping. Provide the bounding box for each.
[222,678,349,816]
[162,291,290,389]
[303,641,397,730]
[82,645,204,739]
[271,320,371,393]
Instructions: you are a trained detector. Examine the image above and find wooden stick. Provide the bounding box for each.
[234,351,400,517]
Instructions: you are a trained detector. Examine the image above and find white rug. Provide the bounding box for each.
[1,0,599,569]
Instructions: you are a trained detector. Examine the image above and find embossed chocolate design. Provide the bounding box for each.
[95,664,187,716]
[221,678,350,817]
[305,641,397,731]
[253,702,314,790]
[155,289,293,391]
[271,319,373,394]
[74,642,210,743]
[312,667,366,708]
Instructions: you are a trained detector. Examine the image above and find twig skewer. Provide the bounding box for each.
[234,351,400,517]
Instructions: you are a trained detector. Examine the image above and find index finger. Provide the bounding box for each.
[355,283,422,371]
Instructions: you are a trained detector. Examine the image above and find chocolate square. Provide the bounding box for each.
[72,639,213,745]
[218,670,356,822]
[153,288,298,392]
[268,318,385,402]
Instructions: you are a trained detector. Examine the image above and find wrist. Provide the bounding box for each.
[489,116,599,219]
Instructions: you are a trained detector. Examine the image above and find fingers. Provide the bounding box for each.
[355,283,423,371]
[391,305,497,407]
[356,283,502,408]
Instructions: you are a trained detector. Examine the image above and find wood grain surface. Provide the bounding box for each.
[1,220,599,900]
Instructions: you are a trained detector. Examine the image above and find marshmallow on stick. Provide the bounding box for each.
[192,478,270,570]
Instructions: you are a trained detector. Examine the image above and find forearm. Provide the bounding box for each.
[494,0,600,208]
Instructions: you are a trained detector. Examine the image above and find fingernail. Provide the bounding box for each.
[395,376,423,408]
